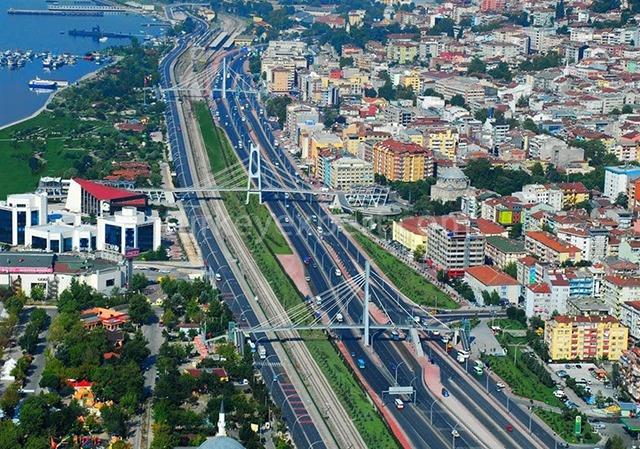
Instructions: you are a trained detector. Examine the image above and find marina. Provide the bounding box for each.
[7,8,104,16]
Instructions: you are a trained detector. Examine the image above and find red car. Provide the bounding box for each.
[505,424,513,433]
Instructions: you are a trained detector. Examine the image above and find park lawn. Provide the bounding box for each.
[0,112,87,199]
[196,102,400,447]
[346,225,457,309]
[492,318,527,330]
[486,350,563,407]
[535,409,600,445]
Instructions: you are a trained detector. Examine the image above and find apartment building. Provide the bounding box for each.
[372,139,434,181]
[513,184,564,212]
[426,128,459,160]
[286,104,319,139]
[545,315,629,361]
[525,231,582,264]
[434,76,485,103]
[426,217,485,277]
[260,41,309,94]
[602,275,640,318]
[604,165,640,199]
[556,227,609,261]
[392,216,430,252]
[329,157,374,189]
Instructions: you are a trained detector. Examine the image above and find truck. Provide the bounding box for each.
[258,345,267,360]
[357,358,366,369]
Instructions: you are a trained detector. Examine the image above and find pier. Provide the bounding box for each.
[7,8,104,16]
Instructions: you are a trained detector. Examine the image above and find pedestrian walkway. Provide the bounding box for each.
[470,320,506,357]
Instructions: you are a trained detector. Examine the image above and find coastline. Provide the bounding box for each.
[0,60,116,132]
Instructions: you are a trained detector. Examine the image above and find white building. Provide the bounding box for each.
[512,184,563,211]
[329,157,373,189]
[464,265,520,306]
[26,222,96,253]
[0,193,48,247]
[621,301,640,340]
[602,275,640,318]
[97,207,161,255]
[524,281,568,319]
[556,227,609,262]
[604,166,640,199]
[0,252,123,298]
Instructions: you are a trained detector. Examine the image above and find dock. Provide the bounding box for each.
[7,8,104,15]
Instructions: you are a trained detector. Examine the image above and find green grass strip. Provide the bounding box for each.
[345,225,458,309]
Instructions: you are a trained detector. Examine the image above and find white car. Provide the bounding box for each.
[496,382,506,389]
[553,389,566,398]
[451,430,460,438]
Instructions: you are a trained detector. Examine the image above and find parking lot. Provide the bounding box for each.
[550,362,616,401]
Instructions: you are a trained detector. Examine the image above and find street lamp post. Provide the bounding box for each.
[430,400,436,424]
[451,423,459,449]
[394,361,406,385]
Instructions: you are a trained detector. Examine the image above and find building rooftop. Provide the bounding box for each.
[486,236,525,254]
[526,231,581,254]
[551,315,620,324]
[466,265,518,286]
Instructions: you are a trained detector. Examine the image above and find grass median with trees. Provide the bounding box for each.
[345,225,458,309]
[534,408,599,444]
[195,103,399,449]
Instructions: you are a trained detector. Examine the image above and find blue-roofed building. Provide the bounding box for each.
[604,165,640,199]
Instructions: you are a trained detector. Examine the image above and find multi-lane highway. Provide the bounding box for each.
[210,48,567,449]
[158,16,332,449]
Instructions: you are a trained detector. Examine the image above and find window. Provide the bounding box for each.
[104,224,122,251]
[30,210,39,226]
[16,211,26,245]
[124,228,135,250]
[50,239,60,253]
[106,279,115,287]
[137,224,154,252]
[80,238,89,250]
[31,236,47,250]
[63,238,73,252]
[0,209,11,244]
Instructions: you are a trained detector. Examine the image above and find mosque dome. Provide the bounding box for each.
[198,436,247,449]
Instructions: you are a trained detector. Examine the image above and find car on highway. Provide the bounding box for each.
[505,424,513,433]
[496,382,506,390]
[357,358,366,369]
[441,388,449,397]
[451,429,460,438]
[394,398,404,410]
[334,268,342,277]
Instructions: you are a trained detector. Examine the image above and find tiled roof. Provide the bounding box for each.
[526,231,581,254]
[552,315,619,324]
[466,265,519,286]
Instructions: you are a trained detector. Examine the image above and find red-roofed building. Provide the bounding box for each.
[524,281,565,319]
[525,231,582,264]
[473,218,508,237]
[66,178,147,216]
[464,265,519,305]
[425,216,485,277]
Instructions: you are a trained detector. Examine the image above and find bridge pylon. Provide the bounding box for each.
[363,261,371,346]
[246,143,263,205]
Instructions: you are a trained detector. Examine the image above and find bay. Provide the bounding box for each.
[0,0,168,127]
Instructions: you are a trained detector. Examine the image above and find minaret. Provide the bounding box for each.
[217,401,227,437]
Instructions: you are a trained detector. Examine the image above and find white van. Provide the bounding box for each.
[394,398,404,410]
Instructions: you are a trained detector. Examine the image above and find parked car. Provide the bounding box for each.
[442,388,450,398]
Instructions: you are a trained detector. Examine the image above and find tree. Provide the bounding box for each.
[413,244,426,262]
[436,270,449,283]
[509,222,523,239]
[488,62,513,82]
[604,435,626,449]
[0,383,20,415]
[129,273,148,293]
[128,293,153,325]
[523,118,539,133]
[30,286,46,302]
[555,0,565,19]
[449,94,466,108]
[102,405,128,436]
[622,104,633,114]
[474,109,488,123]
[615,192,628,207]
[339,56,354,68]
[468,57,486,74]
[265,96,292,127]
[503,262,517,279]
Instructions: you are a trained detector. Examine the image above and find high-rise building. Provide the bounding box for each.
[372,139,433,182]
